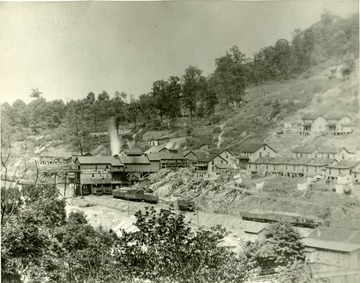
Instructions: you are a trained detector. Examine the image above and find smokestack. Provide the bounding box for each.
[317,228,321,238]
[109,120,122,156]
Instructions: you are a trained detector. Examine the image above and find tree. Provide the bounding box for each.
[115,206,242,282]
[30,88,42,100]
[182,66,204,122]
[210,46,246,108]
[127,98,140,128]
[240,222,306,275]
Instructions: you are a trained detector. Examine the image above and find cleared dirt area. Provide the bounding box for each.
[66,195,314,254]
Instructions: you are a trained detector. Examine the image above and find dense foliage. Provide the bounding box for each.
[1,12,357,153]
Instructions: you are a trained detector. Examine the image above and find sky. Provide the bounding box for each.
[0,1,358,104]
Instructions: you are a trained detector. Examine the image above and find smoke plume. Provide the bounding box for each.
[109,123,121,156]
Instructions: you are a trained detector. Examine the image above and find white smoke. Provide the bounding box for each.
[109,123,121,156]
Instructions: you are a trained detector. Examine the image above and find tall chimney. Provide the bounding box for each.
[317,228,321,238]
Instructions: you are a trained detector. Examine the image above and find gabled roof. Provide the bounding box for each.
[239,143,276,154]
[209,148,232,155]
[214,163,232,170]
[184,150,197,157]
[318,146,342,154]
[245,222,268,234]
[327,160,360,169]
[146,153,161,161]
[76,156,123,166]
[301,114,324,121]
[120,147,144,155]
[326,114,352,121]
[119,156,150,165]
[157,151,186,160]
[303,227,360,252]
[145,143,168,154]
[309,158,336,166]
[292,146,317,154]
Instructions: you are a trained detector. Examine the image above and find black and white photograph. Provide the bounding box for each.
[1,1,359,282]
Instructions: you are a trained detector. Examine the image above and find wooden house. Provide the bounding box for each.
[157,151,187,170]
[209,149,235,167]
[326,160,360,181]
[326,115,353,135]
[292,146,317,159]
[307,159,337,177]
[303,227,360,271]
[248,157,274,175]
[267,157,293,175]
[238,143,276,163]
[300,115,327,135]
[184,150,198,165]
[285,158,313,177]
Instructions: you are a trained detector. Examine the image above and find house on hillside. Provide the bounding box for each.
[300,115,327,135]
[326,160,360,181]
[292,146,318,159]
[285,158,314,177]
[303,227,360,271]
[300,114,354,136]
[157,151,187,170]
[266,157,293,175]
[209,149,235,167]
[248,156,274,175]
[145,143,169,154]
[237,143,276,169]
[194,152,231,176]
[307,159,337,177]
[184,150,198,165]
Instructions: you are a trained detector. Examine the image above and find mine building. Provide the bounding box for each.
[74,156,124,194]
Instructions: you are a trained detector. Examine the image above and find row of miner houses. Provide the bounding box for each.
[39,143,236,193]
[300,114,355,136]
[236,143,360,183]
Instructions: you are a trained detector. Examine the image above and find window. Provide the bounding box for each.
[259,152,262,157]
[92,174,94,177]
[263,146,266,150]
[342,155,345,159]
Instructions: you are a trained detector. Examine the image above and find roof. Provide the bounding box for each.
[145,143,168,154]
[328,160,360,169]
[326,114,351,121]
[303,227,360,252]
[250,157,274,164]
[288,158,313,165]
[245,222,268,234]
[267,157,293,164]
[309,158,336,166]
[317,146,341,154]
[121,147,144,155]
[292,146,317,154]
[340,123,356,127]
[303,238,360,253]
[76,156,123,166]
[146,153,161,161]
[239,143,276,154]
[118,156,150,165]
[157,151,186,160]
[214,163,232,170]
[301,114,324,121]
[209,148,232,155]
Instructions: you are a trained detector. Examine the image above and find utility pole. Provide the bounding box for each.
[196,207,200,229]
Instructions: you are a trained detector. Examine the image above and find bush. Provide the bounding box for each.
[213,126,222,134]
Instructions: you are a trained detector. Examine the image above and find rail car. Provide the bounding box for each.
[112,188,159,204]
[240,211,325,228]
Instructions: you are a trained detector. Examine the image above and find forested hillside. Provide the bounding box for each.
[1,11,358,159]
